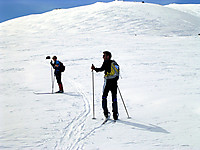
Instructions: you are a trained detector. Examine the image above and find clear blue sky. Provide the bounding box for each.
[0,0,200,23]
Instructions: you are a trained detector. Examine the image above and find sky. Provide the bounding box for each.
[0,0,200,23]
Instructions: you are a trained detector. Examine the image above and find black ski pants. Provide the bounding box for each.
[102,78,118,116]
[55,72,62,84]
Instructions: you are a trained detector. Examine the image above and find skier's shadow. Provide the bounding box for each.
[118,119,170,134]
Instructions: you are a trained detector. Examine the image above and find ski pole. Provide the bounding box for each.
[46,56,55,94]
[92,70,96,119]
[117,86,131,119]
[51,66,55,94]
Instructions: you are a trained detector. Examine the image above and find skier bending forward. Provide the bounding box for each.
[51,56,64,93]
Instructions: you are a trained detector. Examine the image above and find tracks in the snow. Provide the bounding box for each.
[55,79,91,150]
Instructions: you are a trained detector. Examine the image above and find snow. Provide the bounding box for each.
[0,1,200,150]
[166,4,200,18]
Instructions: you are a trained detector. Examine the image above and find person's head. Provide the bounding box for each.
[103,51,112,60]
[52,56,57,61]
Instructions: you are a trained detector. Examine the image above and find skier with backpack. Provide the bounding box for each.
[91,51,119,120]
[50,56,65,93]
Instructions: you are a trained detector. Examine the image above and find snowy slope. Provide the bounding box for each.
[1,2,200,37]
[1,1,200,150]
[166,4,200,18]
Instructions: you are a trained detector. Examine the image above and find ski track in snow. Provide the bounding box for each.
[54,78,90,149]
[54,76,113,150]
[54,77,107,150]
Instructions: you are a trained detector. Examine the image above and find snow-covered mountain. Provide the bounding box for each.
[0,1,200,150]
[1,2,200,37]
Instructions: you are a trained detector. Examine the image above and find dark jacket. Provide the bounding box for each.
[95,60,119,80]
[94,60,112,75]
[51,60,61,75]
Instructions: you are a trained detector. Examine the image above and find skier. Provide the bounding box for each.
[91,51,119,120]
[50,56,64,93]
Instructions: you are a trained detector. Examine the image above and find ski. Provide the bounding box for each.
[101,112,118,125]
[102,118,117,125]
[34,92,64,95]
[102,118,109,125]
[34,92,81,97]
[34,92,54,94]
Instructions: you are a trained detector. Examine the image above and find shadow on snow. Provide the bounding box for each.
[118,119,170,134]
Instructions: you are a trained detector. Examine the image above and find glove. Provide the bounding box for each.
[91,64,95,70]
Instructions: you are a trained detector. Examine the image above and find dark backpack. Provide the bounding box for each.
[59,61,65,72]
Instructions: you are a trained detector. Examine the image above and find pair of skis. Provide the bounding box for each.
[101,113,117,125]
[34,92,64,95]
[102,118,117,125]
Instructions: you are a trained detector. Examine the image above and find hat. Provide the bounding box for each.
[52,56,57,59]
